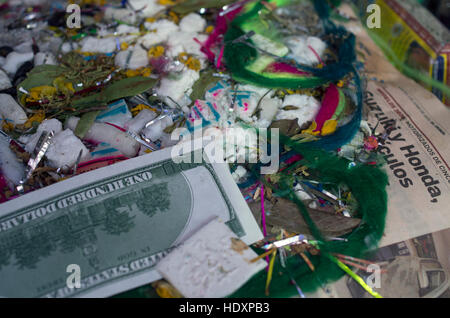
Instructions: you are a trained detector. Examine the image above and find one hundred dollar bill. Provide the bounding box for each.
[0,146,263,297]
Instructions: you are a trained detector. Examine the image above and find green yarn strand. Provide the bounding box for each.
[229,135,389,298]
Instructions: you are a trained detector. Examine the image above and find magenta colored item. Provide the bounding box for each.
[216,45,225,68]
[104,122,126,132]
[307,45,324,64]
[260,183,270,267]
[265,62,309,75]
[0,174,10,203]
[313,83,339,133]
[284,154,303,165]
[200,3,245,64]
[260,184,267,237]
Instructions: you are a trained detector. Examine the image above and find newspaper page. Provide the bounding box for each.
[304,5,450,298]
[366,80,450,247]
[337,3,450,248]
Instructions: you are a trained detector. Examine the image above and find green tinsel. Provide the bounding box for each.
[229,135,388,297]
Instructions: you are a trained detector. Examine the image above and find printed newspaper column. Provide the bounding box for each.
[366,80,450,247]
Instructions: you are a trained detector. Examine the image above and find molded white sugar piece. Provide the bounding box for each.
[13,42,33,53]
[116,24,140,35]
[0,69,12,90]
[96,99,133,128]
[232,84,269,123]
[21,119,63,153]
[0,94,28,125]
[34,52,57,66]
[156,218,266,298]
[61,42,79,53]
[286,36,327,66]
[276,94,321,127]
[124,108,158,133]
[66,117,140,158]
[294,183,313,201]
[3,51,34,74]
[140,19,179,47]
[45,129,90,169]
[205,80,231,103]
[179,13,206,33]
[104,7,137,24]
[80,37,117,53]
[9,0,46,5]
[0,137,25,186]
[166,32,206,58]
[128,0,164,17]
[114,25,141,44]
[232,165,248,183]
[360,120,372,136]
[115,45,148,70]
[141,115,173,142]
[256,97,282,128]
[114,50,130,69]
[155,69,200,109]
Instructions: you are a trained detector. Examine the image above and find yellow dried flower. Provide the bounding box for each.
[158,0,178,5]
[205,25,214,33]
[321,119,337,136]
[23,111,46,129]
[27,86,58,102]
[186,58,201,71]
[53,77,75,96]
[178,52,189,62]
[126,67,153,78]
[148,45,165,58]
[301,121,320,136]
[130,104,158,117]
[120,42,129,51]
[152,280,183,298]
[168,11,179,24]
[140,67,152,77]
[178,52,201,71]
[80,51,96,56]
[125,69,141,78]
[286,89,295,95]
[1,121,14,132]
